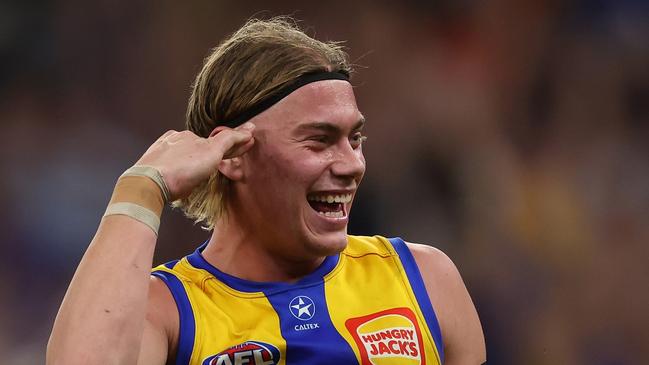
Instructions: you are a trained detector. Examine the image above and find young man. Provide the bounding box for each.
[48,18,485,365]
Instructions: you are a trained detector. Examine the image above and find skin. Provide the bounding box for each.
[204,80,366,282]
[409,243,486,364]
[47,80,485,365]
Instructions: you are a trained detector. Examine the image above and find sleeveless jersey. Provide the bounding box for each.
[152,235,444,365]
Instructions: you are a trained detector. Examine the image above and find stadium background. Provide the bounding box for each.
[1,1,648,363]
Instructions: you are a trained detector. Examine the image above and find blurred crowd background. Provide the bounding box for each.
[1,0,647,364]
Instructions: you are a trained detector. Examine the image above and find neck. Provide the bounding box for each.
[202,213,326,283]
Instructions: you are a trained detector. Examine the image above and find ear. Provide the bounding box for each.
[218,157,244,181]
[210,126,245,181]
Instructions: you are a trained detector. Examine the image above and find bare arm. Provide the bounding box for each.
[47,125,255,365]
[47,215,159,365]
[407,243,486,365]
[136,276,180,365]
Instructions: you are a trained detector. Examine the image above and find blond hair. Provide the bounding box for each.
[172,17,353,230]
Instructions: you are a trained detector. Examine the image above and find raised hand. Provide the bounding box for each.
[135,122,255,201]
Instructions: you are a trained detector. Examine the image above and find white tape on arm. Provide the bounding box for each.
[121,165,171,203]
[103,202,161,234]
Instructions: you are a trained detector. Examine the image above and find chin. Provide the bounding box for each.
[307,230,349,257]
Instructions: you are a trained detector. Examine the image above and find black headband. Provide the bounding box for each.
[222,71,350,128]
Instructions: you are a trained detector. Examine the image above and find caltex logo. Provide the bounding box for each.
[289,295,315,321]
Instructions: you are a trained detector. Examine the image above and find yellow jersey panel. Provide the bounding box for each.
[326,236,443,364]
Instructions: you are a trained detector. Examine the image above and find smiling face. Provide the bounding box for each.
[231,79,366,260]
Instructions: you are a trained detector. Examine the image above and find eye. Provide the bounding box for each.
[303,135,333,150]
[350,132,367,148]
[308,135,330,144]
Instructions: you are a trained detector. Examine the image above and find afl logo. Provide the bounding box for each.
[289,295,315,320]
[202,341,280,365]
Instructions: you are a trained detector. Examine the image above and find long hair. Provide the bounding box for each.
[173,17,353,230]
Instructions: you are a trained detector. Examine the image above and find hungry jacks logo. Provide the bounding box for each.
[346,308,426,365]
[201,341,280,365]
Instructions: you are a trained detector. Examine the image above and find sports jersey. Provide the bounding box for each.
[152,235,444,365]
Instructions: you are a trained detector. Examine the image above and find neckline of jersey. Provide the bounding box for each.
[185,241,341,295]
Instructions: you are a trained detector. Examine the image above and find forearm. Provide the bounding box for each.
[47,215,157,365]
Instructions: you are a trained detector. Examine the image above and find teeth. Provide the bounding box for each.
[318,210,344,218]
[308,193,353,204]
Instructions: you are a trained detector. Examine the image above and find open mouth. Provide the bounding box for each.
[307,193,352,218]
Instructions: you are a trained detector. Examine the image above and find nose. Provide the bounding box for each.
[331,140,366,182]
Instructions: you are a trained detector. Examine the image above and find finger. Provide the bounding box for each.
[209,122,255,138]
[235,122,256,132]
[223,137,255,159]
[208,128,254,158]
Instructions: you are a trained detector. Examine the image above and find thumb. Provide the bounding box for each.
[238,122,256,132]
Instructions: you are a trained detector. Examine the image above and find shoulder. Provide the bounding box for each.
[404,241,486,364]
[405,242,464,299]
[405,242,456,278]
[404,242,462,328]
[147,274,180,335]
[141,274,179,363]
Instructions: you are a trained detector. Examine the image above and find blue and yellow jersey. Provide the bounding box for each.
[152,235,444,365]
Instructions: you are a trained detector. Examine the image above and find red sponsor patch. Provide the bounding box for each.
[346,307,426,365]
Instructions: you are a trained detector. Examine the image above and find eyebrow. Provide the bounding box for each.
[294,116,366,135]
